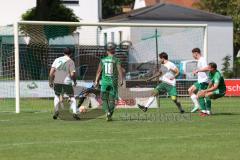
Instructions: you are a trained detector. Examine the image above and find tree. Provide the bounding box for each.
[20,0,79,80]
[102,0,135,19]
[193,0,240,57]
[22,0,79,40]
[221,55,233,78]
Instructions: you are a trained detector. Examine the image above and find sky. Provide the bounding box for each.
[0,0,36,26]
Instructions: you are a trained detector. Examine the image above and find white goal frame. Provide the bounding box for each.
[14,20,208,113]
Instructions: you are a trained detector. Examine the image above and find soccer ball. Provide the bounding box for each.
[79,106,87,113]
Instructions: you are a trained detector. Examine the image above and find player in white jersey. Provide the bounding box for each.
[49,47,79,120]
[188,48,210,115]
[137,52,184,113]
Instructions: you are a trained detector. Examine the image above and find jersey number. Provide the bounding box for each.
[57,61,67,71]
[105,62,113,76]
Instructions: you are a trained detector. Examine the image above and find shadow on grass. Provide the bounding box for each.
[59,109,105,121]
[212,112,240,116]
[58,108,193,122]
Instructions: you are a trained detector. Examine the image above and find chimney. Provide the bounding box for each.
[134,0,146,9]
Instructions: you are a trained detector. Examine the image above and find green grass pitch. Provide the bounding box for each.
[0,97,240,160]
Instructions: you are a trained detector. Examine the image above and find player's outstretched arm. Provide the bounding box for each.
[193,66,210,74]
[146,71,162,82]
[117,64,123,86]
[70,71,77,86]
[170,67,179,78]
[94,64,102,87]
[49,67,55,88]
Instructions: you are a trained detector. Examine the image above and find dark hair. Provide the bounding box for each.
[159,52,168,60]
[105,42,116,51]
[208,62,217,70]
[63,47,72,55]
[192,48,201,54]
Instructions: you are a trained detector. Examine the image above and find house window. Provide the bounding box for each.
[119,31,122,43]
[111,32,115,43]
[61,0,79,4]
[104,33,107,45]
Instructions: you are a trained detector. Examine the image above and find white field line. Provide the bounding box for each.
[0,132,233,150]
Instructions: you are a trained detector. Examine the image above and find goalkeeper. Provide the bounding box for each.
[77,83,100,110]
[137,52,185,113]
[49,47,80,120]
[94,42,123,121]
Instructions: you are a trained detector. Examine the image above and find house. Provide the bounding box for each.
[101,3,233,72]
[134,0,200,9]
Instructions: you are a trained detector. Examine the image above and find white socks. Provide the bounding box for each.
[54,95,60,112]
[69,97,77,114]
[54,95,77,114]
[190,94,200,108]
[145,96,155,108]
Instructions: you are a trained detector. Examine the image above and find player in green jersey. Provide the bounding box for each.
[94,42,123,121]
[198,62,226,116]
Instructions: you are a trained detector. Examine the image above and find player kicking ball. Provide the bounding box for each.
[137,52,185,113]
[49,47,80,120]
[94,42,123,121]
[197,62,226,116]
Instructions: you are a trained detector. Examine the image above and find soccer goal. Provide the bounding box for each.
[0,21,208,114]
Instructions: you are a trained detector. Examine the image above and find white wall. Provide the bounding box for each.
[0,0,36,26]
[207,22,233,70]
[77,0,102,22]
[99,27,131,45]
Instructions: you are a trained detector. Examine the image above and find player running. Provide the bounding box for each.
[188,48,210,114]
[137,52,185,113]
[94,42,123,121]
[198,62,226,116]
[49,47,80,120]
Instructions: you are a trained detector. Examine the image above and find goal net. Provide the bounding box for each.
[0,21,207,120]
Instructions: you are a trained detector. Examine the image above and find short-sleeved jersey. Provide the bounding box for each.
[100,56,121,86]
[159,61,177,86]
[51,55,75,85]
[197,57,208,83]
[209,70,226,92]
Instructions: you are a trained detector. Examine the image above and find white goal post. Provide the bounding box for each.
[12,21,208,113]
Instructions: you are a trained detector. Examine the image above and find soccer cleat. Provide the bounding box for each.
[206,110,212,115]
[137,104,148,112]
[106,112,112,121]
[52,111,59,120]
[180,110,185,114]
[199,112,208,117]
[191,106,200,113]
[73,114,80,120]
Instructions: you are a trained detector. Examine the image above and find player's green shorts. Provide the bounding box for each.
[193,82,208,92]
[154,82,177,96]
[210,89,226,99]
[101,84,118,100]
[54,84,74,96]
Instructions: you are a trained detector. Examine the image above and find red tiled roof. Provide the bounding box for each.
[145,0,199,8]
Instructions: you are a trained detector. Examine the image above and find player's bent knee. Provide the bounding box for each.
[70,97,76,103]
[188,88,192,95]
[188,86,195,95]
[171,96,177,101]
[152,90,158,97]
